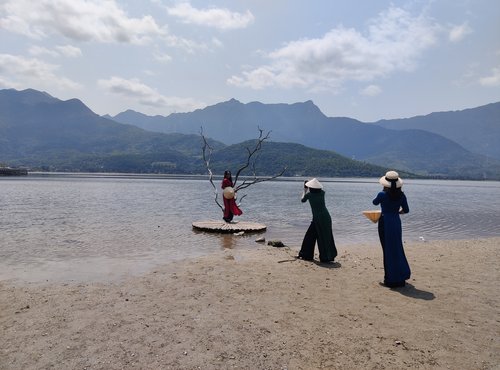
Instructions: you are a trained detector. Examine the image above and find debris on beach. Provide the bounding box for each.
[267,240,286,248]
[255,236,266,243]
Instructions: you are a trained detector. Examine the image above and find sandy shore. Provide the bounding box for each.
[1,237,499,370]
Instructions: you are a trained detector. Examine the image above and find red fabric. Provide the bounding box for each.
[221,178,233,188]
[223,198,242,217]
[222,178,242,217]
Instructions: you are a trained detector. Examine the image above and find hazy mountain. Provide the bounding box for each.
[374,102,500,160]
[110,99,500,179]
[112,99,332,145]
[0,88,220,172]
[0,88,391,177]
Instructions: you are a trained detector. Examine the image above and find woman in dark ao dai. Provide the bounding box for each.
[373,171,410,288]
[297,178,337,263]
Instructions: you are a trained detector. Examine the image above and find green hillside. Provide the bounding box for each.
[211,140,407,178]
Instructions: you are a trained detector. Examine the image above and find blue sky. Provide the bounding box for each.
[0,0,499,121]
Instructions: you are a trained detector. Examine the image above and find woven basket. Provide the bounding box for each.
[362,210,381,223]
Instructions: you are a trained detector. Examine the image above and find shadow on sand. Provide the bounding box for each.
[389,283,436,300]
[313,261,342,269]
[277,257,342,269]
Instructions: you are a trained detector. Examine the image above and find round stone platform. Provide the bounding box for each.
[192,220,267,234]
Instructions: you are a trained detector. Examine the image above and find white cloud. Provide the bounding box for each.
[360,84,382,96]
[161,33,210,54]
[153,52,172,63]
[479,66,500,87]
[29,44,82,58]
[98,76,205,112]
[212,37,223,48]
[0,53,81,89]
[56,45,82,58]
[29,46,60,58]
[166,2,254,30]
[0,0,165,44]
[0,76,22,89]
[449,22,472,43]
[228,6,439,91]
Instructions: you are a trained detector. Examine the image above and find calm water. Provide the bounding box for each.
[1,174,499,283]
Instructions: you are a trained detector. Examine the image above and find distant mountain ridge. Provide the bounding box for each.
[1,88,499,179]
[112,99,330,145]
[0,88,217,173]
[0,88,390,177]
[110,98,500,179]
[374,102,500,159]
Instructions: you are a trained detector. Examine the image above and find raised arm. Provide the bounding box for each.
[301,183,309,203]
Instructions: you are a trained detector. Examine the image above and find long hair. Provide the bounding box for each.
[223,170,232,183]
[384,184,403,200]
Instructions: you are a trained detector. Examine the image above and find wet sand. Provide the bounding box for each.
[1,238,499,369]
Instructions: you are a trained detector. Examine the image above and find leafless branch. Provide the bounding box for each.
[200,126,286,209]
[233,127,270,187]
[200,127,223,210]
[235,167,287,192]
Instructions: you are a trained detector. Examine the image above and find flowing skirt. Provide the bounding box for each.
[223,198,242,221]
[378,214,411,285]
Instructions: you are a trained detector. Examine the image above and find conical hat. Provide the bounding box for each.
[223,186,235,199]
[305,178,323,189]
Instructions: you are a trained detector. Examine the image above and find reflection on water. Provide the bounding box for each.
[1,174,499,283]
[220,234,238,249]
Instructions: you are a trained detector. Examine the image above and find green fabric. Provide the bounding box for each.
[302,190,337,261]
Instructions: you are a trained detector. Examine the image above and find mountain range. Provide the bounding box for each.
[1,88,499,179]
[374,103,500,160]
[0,88,388,177]
[110,98,500,179]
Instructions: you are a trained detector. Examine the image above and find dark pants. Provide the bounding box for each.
[223,211,233,222]
[298,222,317,260]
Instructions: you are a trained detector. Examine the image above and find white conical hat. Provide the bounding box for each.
[305,178,323,189]
[379,171,403,188]
[223,186,235,199]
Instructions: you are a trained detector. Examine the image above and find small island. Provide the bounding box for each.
[0,167,28,176]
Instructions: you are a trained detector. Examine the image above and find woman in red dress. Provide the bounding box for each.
[221,170,242,222]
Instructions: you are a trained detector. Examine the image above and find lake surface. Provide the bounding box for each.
[1,173,499,283]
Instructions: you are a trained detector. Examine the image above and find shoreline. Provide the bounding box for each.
[8,171,500,182]
[1,237,499,369]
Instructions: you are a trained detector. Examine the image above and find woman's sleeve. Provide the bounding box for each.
[301,191,308,203]
[372,192,383,205]
[401,193,409,213]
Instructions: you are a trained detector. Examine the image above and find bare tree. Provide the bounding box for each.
[200,127,286,211]
[201,127,223,211]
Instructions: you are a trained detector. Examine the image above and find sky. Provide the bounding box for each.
[0,0,499,122]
